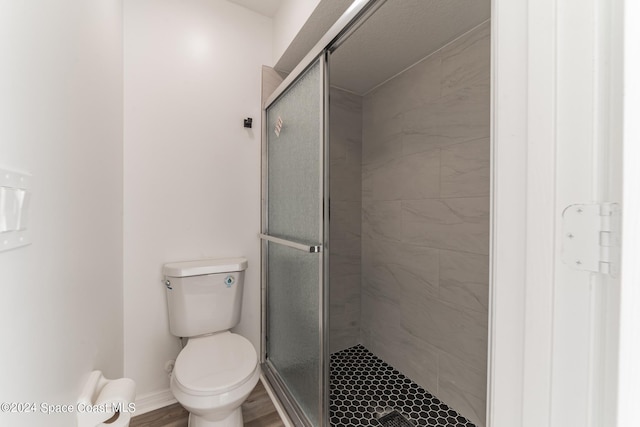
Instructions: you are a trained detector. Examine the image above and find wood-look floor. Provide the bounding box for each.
[129,381,285,427]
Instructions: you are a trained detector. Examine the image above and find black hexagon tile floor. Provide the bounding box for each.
[330,345,476,427]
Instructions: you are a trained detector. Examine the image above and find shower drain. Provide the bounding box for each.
[376,410,414,427]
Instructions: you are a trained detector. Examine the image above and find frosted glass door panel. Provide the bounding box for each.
[267,243,320,425]
[264,58,324,425]
[267,60,322,244]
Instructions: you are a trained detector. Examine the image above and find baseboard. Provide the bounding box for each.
[259,374,294,427]
[133,388,177,416]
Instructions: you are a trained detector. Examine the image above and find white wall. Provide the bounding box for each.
[123,0,272,398]
[272,0,321,64]
[0,1,124,426]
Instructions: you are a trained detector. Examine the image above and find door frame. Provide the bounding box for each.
[490,0,629,426]
[616,0,640,425]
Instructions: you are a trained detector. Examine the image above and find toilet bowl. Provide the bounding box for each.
[170,332,260,427]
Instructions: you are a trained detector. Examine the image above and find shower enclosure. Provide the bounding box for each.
[260,1,491,426]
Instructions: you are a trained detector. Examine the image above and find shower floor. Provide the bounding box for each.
[330,345,476,427]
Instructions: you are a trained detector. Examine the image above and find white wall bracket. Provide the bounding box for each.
[561,202,621,277]
[0,168,32,252]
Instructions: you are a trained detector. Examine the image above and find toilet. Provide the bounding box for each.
[163,257,259,427]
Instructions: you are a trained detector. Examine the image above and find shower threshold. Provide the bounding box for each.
[330,345,477,427]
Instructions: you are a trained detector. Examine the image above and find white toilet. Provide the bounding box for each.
[163,257,259,427]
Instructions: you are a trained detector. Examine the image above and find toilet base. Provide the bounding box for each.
[188,407,243,427]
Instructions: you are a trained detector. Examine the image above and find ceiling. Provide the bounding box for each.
[227,0,491,95]
[227,0,283,18]
[330,0,491,95]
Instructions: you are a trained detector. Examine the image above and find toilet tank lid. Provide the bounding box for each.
[163,257,248,277]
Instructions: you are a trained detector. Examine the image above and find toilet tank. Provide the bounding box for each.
[163,257,248,338]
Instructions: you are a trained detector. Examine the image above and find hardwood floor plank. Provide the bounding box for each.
[129,403,188,427]
[130,380,284,427]
[242,381,279,423]
[244,410,285,427]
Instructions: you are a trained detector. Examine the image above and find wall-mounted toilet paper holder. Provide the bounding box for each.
[77,370,136,427]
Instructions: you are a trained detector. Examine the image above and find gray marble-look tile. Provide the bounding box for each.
[402,197,490,255]
[330,200,362,241]
[362,132,403,167]
[363,85,403,124]
[363,106,403,144]
[439,249,489,313]
[361,268,402,304]
[330,90,362,144]
[366,52,442,118]
[330,273,360,305]
[331,156,362,202]
[441,138,490,198]
[330,273,361,353]
[362,106,403,166]
[330,304,359,332]
[360,289,400,340]
[400,295,488,368]
[401,102,443,156]
[331,86,363,113]
[329,329,361,354]
[362,201,402,242]
[396,51,443,107]
[360,290,440,393]
[438,351,487,427]
[329,134,347,163]
[362,156,404,201]
[437,83,490,147]
[345,134,362,167]
[362,239,439,300]
[329,238,361,278]
[441,21,491,96]
[401,149,441,200]
[335,273,361,304]
[392,331,440,395]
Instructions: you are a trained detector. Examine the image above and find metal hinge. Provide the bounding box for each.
[561,202,621,277]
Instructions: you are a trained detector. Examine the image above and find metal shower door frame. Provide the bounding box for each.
[260,1,389,425]
[260,54,329,427]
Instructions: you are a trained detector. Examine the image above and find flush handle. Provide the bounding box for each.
[224,276,235,287]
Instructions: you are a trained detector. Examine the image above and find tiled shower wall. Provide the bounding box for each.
[329,87,363,353]
[359,21,490,427]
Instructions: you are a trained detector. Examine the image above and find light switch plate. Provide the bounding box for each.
[0,168,31,252]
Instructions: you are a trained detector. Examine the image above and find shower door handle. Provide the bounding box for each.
[258,233,322,253]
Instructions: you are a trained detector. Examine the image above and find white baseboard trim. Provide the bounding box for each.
[259,374,293,427]
[133,388,177,417]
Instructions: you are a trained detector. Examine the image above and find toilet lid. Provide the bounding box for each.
[174,332,258,394]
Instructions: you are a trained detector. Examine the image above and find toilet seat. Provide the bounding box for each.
[173,331,258,396]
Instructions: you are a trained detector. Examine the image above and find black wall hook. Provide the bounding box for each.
[243,117,253,128]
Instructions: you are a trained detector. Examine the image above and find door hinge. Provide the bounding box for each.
[561,202,621,277]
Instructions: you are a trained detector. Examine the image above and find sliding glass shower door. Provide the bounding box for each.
[260,57,328,426]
